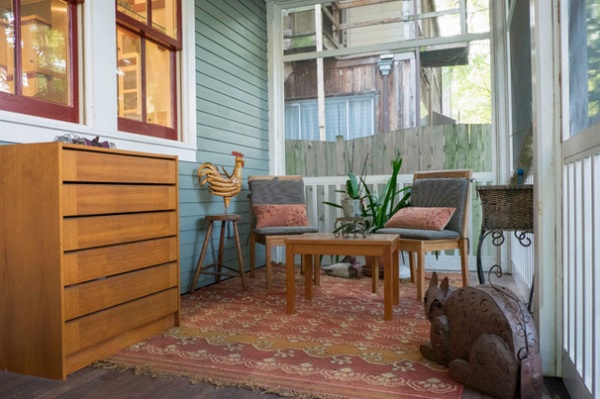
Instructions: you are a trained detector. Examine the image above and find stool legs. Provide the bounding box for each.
[232,219,246,290]
[189,217,246,293]
[190,221,214,293]
[249,232,256,278]
[216,221,226,284]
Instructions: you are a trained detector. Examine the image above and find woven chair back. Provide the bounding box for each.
[412,169,472,237]
[248,175,306,206]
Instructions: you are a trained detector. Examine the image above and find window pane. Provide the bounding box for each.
[20,0,70,105]
[283,2,492,178]
[282,1,489,55]
[568,0,600,136]
[422,40,491,125]
[285,103,300,139]
[325,101,346,140]
[300,101,319,140]
[348,98,373,137]
[466,0,490,34]
[117,28,142,122]
[117,0,147,25]
[152,0,178,39]
[0,1,15,94]
[146,40,173,128]
[418,13,462,38]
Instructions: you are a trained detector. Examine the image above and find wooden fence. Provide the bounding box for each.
[285,124,492,176]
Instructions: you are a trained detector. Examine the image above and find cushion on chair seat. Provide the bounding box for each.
[375,227,460,240]
[253,226,319,236]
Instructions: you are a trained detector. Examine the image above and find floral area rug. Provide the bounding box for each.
[95,265,463,399]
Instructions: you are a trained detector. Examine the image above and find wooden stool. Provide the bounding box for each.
[190,214,246,292]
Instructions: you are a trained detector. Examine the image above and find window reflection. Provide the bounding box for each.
[282,0,489,55]
[568,0,600,135]
[117,0,178,39]
[0,0,70,105]
[146,40,173,128]
[117,28,142,122]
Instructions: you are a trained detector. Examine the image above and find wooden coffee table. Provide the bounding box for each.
[285,233,400,321]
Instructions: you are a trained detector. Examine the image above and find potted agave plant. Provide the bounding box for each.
[360,153,411,278]
[322,152,411,276]
[340,173,363,217]
[323,171,364,218]
[360,154,411,232]
[324,153,411,229]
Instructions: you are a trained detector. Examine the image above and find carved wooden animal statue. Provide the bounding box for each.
[198,151,244,210]
[420,272,543,399]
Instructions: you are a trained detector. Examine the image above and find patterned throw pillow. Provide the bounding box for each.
[385,207,456,231]
[253,204,310,228]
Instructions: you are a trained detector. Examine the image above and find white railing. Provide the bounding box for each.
[303,172,505,275]
[562,139,600,398]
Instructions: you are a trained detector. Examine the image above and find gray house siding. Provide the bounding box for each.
[179,0,269,292]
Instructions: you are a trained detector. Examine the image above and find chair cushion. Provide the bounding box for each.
[385,207,455,231]
[253,226,319,235]
[253,204,310,228]
[376,227,460,240]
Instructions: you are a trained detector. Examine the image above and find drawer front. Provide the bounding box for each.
[64,288,179,355]
[64,263,179,320]
[62,185,177,216]
[63,237,178,285]
[61,149,176,184]
[63,211,177,251]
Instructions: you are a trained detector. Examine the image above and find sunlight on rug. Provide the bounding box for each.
[94,266,463,399]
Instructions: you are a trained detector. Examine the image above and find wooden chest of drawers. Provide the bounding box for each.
[0,142,180,379]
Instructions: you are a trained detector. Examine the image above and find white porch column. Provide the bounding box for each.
[530,0,561,376]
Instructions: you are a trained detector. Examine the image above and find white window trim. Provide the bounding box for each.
[0,1,197,162]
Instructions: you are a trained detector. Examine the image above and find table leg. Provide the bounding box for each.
[304,254,313,300]
[286,244,296,314]
[372,257,379,293]
[393,247,399,305]
[314,255,320,286]
[383,247,393,321]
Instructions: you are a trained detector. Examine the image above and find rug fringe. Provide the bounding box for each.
[91,360,345,399]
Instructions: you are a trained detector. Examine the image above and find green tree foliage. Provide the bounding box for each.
[586,1,600,123]
[443,40,492,124]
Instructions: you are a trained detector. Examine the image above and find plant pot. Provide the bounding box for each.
[342,198,362,217]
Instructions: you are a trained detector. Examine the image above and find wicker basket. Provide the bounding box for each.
[477,185,533,232]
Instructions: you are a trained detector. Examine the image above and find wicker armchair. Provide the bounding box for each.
[248,176,318,289]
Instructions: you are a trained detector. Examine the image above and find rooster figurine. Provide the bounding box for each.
[198,151,245,211]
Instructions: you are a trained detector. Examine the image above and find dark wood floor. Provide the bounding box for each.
[0,367,571,399]
[0,272,571,398]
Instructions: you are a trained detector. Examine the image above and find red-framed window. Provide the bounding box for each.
[116,0,181,141]
[0,0,80,123]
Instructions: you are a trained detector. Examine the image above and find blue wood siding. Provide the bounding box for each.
[180,0,269,292]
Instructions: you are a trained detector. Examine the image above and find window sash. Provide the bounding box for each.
[116,0,180,140]
[0,0,80,123]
